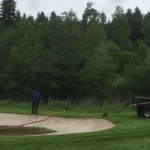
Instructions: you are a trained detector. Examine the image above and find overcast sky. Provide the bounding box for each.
[2,0,150,20]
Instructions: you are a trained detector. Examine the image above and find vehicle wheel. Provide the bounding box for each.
[142,108,150,118]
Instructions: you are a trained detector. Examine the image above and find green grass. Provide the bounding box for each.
[1,104,150,150]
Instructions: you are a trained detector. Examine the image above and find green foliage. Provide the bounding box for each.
[0,1,149,104]
[78,45,116,97]
[82,2,100,32]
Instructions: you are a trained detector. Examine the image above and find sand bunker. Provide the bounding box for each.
[0,113,114,136]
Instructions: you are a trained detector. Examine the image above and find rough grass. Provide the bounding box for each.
[0,98,131,113]
[0,107,150,150]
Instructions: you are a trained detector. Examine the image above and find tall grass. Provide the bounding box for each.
[0,98,132,113]
[72,98,131,113]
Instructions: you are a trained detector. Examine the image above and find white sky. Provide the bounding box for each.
[2,0,150,20]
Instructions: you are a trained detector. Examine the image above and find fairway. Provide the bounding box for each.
[1,108,150,150]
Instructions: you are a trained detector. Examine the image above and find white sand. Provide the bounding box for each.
[0,113,114,136]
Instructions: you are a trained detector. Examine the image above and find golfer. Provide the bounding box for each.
[31,89,41,114]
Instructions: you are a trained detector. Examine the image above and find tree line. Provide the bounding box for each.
[0,0,150,102]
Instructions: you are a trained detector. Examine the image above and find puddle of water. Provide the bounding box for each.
[0,126,56,136]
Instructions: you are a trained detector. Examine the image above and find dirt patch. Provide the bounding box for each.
[0,113,114,136]
[0,126,56,136]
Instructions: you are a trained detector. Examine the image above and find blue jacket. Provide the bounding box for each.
[32,91,41,102]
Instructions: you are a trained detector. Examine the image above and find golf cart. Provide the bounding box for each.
[131,97,150,118]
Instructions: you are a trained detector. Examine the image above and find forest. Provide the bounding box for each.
[0,0,150,104]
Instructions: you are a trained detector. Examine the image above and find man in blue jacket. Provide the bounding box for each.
[31,89,41,114]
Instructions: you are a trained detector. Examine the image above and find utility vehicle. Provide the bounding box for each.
[131,97,150,118]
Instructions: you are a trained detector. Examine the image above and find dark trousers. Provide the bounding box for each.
[31,102,39,114]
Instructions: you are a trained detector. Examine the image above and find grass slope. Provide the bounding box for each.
[0,106,150,150]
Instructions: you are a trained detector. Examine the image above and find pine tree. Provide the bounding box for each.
[22,13,26,20]
[0,0,16,27]
[36,11,48,23]
[16,10,21,23]
[142,12,150,46]
[126,7,143,43]
[108,6,132,51]
[100,11,107,26]
[50,11,57,20]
